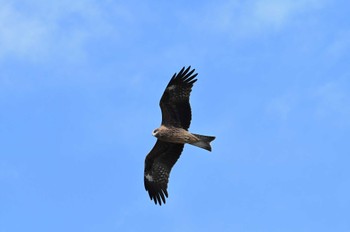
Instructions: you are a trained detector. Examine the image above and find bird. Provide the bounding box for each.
[144,66,215,205]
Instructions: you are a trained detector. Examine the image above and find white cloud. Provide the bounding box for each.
[252,0,325,28]
[0,4,47,60]
[265,80,350,126]
[191,0,327,37]
[0,0,124,62]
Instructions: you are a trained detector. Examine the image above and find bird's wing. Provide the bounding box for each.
[144,140,184,205]
[159,66,197,130]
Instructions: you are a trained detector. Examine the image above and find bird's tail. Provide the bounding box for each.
[190,134,216,152]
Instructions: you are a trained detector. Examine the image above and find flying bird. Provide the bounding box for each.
[144,66,215,205]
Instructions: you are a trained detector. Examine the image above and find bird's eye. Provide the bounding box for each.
[152,129,160,136]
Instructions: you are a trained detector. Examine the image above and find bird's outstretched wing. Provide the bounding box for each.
[160,66,197,130]
[144,140,184,205]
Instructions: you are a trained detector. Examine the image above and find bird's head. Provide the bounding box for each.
[152,128,159,137]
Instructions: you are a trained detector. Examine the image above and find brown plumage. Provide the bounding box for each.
[144,66,215,205]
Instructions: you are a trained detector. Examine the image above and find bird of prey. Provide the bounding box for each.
[144,66,215,205]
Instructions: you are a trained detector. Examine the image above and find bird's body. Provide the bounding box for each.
[153,125,215,151]
[144,66,215,205]
[153,125,199,144]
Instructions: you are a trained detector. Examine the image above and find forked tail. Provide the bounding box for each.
[190,133,216,152]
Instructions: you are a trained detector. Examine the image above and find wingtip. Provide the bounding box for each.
[151,191,167,206]
[167,66,198,87]
[145,183,168,206]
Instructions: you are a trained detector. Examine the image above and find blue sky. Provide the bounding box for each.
[1,0,350,231]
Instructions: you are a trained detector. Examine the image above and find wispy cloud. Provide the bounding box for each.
[0,0,126,62]
[188,0,327,38]
[265,80,350,126]
[0,3,47,60]
[249,0,325,29]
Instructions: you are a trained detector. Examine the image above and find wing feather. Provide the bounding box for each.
[160,66,198,130]
[144,140,184,205]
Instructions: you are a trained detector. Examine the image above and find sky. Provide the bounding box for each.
[1,0,350,231]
